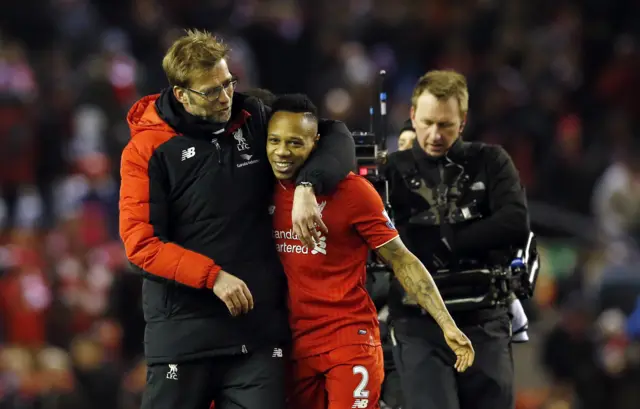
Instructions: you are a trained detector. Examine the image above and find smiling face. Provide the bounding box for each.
[267,111,319,180]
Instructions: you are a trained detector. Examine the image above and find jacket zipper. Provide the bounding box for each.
[211,138,223,164]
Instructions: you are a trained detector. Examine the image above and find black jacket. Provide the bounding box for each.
[385,140,529,324]
[119,89,355,364]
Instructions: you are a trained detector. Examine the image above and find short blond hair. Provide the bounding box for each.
[162,29,230,88]
[411,70,469,117]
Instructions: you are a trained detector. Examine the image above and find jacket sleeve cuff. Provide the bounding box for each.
[296,170,324,193]
[205,264,222,289]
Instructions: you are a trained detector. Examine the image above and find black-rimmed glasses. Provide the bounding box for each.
[185,76,238,101]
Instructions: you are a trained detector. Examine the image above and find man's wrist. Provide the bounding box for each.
[206,265,223,289]
[296,181,314,190]
[295,182,315,195]
[439,317,458,331]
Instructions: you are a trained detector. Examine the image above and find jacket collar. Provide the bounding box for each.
[411,138,465,163]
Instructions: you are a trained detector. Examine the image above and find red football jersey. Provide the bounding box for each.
[272,173,399,358]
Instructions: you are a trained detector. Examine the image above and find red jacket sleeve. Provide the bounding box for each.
[119,136,221,289]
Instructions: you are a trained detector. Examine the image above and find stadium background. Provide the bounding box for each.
[0,0,639,408]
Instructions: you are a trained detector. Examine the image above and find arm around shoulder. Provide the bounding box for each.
[295,120,356,194]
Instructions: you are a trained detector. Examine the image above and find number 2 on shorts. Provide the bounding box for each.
[352,365,370,398]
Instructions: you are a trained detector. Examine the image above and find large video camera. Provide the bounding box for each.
[355,71,539,309]
[351,71,393,279]
[351,70,391,211]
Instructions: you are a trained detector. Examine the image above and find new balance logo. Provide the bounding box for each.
[311,236,327,255]
[181,147,195,161]
[352,399,369,408]
[317,201,327,216]
[308,201,328,256]
[272,348,283,358]
[166,364,178,380]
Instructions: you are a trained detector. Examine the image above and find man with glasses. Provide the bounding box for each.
[120,29,355,409]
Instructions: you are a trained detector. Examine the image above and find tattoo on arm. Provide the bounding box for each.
[376,238,454,328]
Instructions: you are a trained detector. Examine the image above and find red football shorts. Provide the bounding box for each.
[288,344,384,409]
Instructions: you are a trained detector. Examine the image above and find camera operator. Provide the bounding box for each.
[384,70,530,409]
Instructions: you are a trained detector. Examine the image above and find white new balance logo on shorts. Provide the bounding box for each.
[272,348,283,358]
[352,400,369,408]
[182,147,195,161]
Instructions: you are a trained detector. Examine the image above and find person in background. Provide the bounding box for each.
[397,119,416,151]
[385,70,530,409]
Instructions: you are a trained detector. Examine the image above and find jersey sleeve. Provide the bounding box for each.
[345,176,399,249]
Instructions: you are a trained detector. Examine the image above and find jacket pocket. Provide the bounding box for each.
[162,283,174,317]
[167,284,225,317]
[142,278,175,321]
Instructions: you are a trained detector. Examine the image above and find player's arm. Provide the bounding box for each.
[375,238,454,329]
[349,177,474,371]
[119,140,253,315]
[346,176,453,323]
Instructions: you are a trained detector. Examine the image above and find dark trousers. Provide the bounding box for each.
[142,346,286,409]
[391,314,514,409]
[381,323,404,409]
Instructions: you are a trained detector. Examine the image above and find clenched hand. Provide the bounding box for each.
[443,325,475,372]
[212,270,254,316]
[292,185,328,249]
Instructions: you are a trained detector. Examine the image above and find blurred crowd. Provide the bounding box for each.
[0,0,639,408]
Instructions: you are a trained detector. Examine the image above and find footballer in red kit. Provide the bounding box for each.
[266,95,475,409]
[273,173,397,357]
